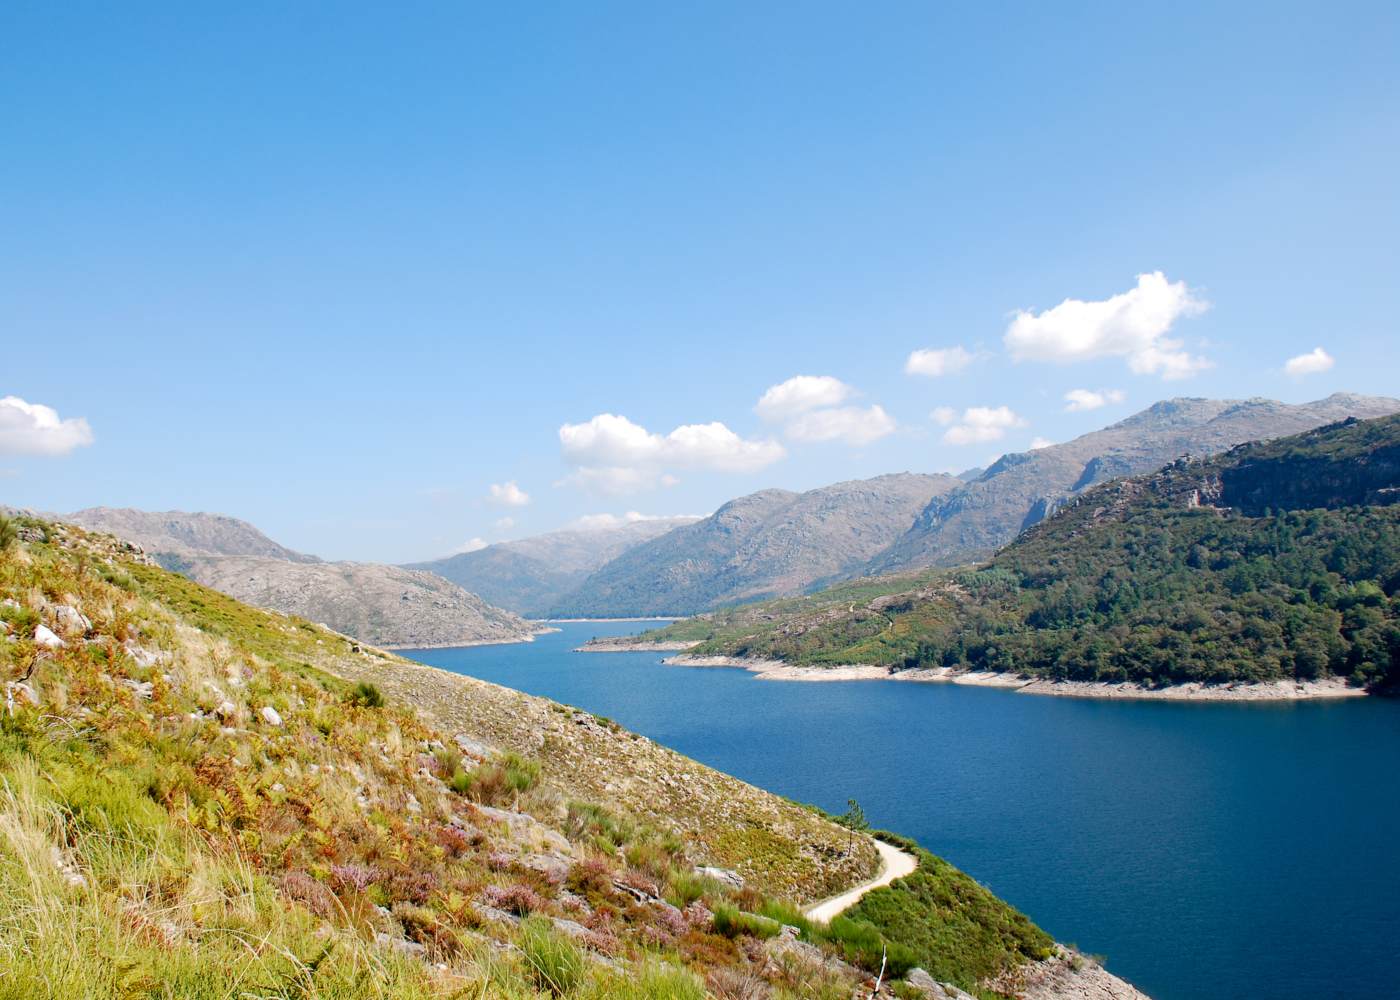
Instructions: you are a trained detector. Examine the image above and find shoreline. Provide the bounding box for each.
[656,654,1372,702]
[386,626,559,652]
[535,616,679,623]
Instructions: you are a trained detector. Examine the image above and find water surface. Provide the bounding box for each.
[402,621,1400,1000]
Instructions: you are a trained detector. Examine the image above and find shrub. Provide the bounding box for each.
[345,681,384,708]
[711,904,781,940]
[826,915,917,977]
[0,515,16,552]
[519,916,586,995]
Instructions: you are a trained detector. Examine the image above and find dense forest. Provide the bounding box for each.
[655,415,1400,689]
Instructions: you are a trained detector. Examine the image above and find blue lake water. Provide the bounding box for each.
[402,621,1400,1000]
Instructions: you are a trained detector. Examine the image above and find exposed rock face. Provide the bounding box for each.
[560,474,961,616]
[407,516,700,617]
[871,393,1400,572]
[165,555,539,649]
[986,947,1151,1000]
[61,509,537,649]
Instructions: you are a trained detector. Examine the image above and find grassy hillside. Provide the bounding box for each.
[637,415,1400,690]
[0,515,1067,999]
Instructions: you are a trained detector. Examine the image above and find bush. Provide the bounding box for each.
[711,904,781,939]
[826,916,918,977]
[345,681,384,708]
[519,916,586,995]
[0,515,16,552]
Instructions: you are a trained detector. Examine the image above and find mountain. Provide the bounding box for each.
[62,508,537,649]
[408,516,700,617]
[65,506,319,562]
[870,393,1400,573]
[0,513,1143,998]
[638,413,1400,692]
[560,473,962,617]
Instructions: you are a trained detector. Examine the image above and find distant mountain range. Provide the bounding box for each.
[61,508,540,649]
[870,392,1400,573]
[632,411,1400,693]
[56,393,1400,629]
[407,516,700,617]
[553,473,961,617]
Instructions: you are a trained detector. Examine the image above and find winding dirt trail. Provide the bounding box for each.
[803,839,918,923]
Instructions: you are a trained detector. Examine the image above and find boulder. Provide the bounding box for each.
[51,604,91,635]
[905,968,978,1000]
[695,865,744,889]
[34,624,64,649]
[260,706,283,726]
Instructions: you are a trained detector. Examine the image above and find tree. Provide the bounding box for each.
[837,798,869,856]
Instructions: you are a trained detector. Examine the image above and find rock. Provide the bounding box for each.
[260,706,283,726]
[51,604,91,635]
[121,679,155,700]
[215,700,238,721]
[695,865,744,889]
[520,853,570,885]
[550,917,592,940]
[905,968,978,1000]
[453,733,495,759]
[34,624,64,649]
[374,931,427,958]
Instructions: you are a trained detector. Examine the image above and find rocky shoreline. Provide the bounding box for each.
[576,637,700,652]
[653,654,1371,701]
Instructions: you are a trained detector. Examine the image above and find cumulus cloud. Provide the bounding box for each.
[570,511,703,531]
[1004,272,1210,379]
[755,375,897,446]
[1063,388,1126,412]
[755,375,853,421]
[783,405,896,446]
[0,396,95,456]
[1029,437,1055,450]
[905,346,974,377]
[1283,347,1335,379]
[487,480,531,507]
[494,516,515,531]
[559,413,784,494]
[930,406,958,426]
[454,538,488,554]
[939,405,1028,445]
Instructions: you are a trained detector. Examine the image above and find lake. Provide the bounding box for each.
[402,621,1400,1000]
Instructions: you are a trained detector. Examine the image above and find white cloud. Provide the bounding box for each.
[1004,272,1210,379]
[454,538,488,554]
[905,346,974,377]
[930,406,958,426]
[494,516,515,531]
[570,510,703,531]
[0,396,95,456]
[487,480,531,507]
[783,405,896,446]
[940,405,1028,445]
[1283,347,1335,379]
[559,413,784,494]
[755,375,853,421]
[1029,436,1055,450]
[1063,388,1126,412]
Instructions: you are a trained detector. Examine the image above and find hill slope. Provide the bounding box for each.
[0,515,1141,998]
[635,414,1400,693]
[408,517,700,617]
[62,508,538,649]
[561,474,961,617]
[871,392,1400,573]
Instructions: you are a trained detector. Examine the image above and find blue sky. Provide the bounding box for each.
[3,2,1397,562]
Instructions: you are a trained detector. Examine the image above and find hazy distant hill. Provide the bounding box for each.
[408,516,699,617]
[870,393,1400,573]
[560,473,961,616]
[62,508,538,648]
[66,507,318,562]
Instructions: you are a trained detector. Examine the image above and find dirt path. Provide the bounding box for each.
[803,839,918,923]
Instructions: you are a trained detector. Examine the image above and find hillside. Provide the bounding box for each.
[627,415,1400,693]
[409,517,700,617]
[560,474,961,617]
[0,514,1144,998]
[870,392,1400,573]
[61,508,538,649]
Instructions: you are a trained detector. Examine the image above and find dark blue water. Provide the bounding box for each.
[402,622,1400,1000]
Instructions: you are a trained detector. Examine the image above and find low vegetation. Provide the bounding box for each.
[0,515,1062,998]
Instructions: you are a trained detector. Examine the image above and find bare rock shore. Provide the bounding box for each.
[660,654,1368,701]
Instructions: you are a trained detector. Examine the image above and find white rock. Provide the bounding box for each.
[215,700,238,720]
[260,706,283,726]
[34,624,64,649]
[52,604,91,634]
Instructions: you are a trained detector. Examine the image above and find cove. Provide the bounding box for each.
[402,621,1400,1000]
